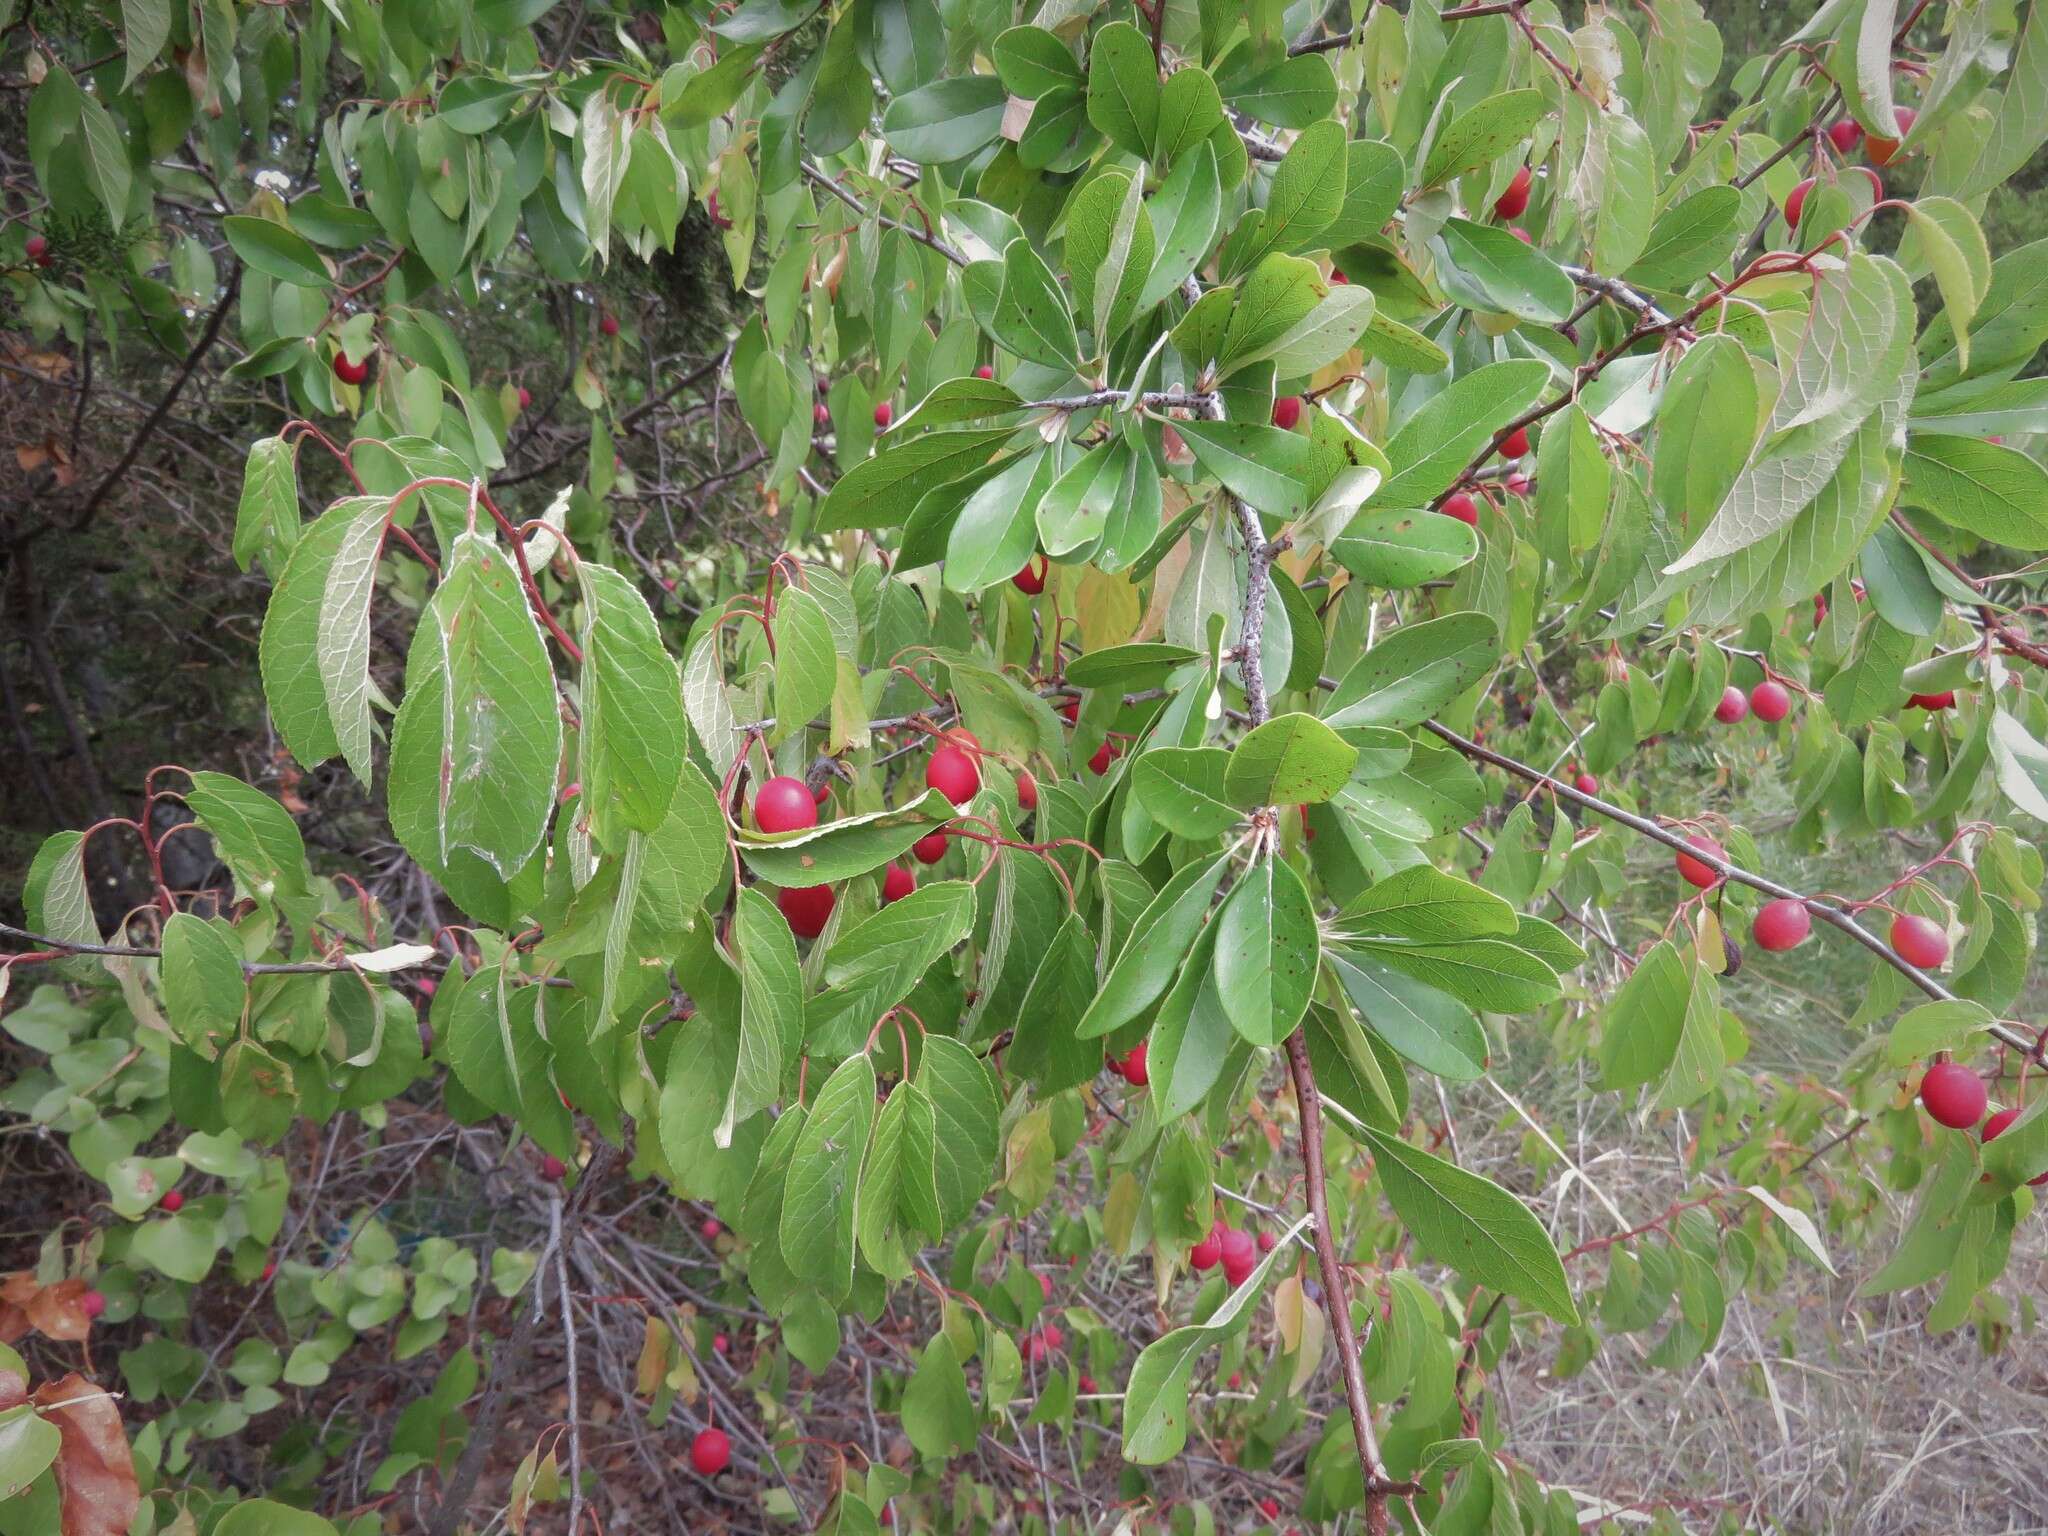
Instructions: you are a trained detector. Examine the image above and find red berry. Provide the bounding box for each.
[1828,119,1865,155]
[1675,836,1725,889]
[1259,1498,1281,1520]
[873,400,893,429]
[1572,771,1598,795]
[1784,177,1814,229]
[881,864,916,904]
[1509,226,1531,244]
[777,884,836,939]
[1498,425,1530,459]
[927,745,981,805]
[260,1260,278,1282]
[690,1427,731,1476]
[814,401,832,428]
[1012,554,1049,595]
[80,1290,106,1319]
[1257,1229,1276,1253]
[1749,680,1792,722]
[1714,685,1749,724]
[561,781,581,802]
[516,386,532,410]
[1866,107,1916,167]
[1078,1374,1096,1393]
[1812,593,1828,628]
[1440,492,1480,526]
[712,1332,730,1355]
[912,831,949,865]
[1494,164,1533,220]
[1908,691,1956,710]
[700,1217,722,1240]
[752,775,819,834]
[599,313,620,337]
[1271,394,1302,430]
[1227,1371,1242,1389]
[1016,770,1038,811]
[1121,1040,1148,1087]
[1189,1233,1221,1270]
[974,364,994,380]
[1752,898,1810,952]
[1219,1228,1255,1285]
[1503,472,1531,496]
[1038,1271,1053,1300]
[1983,1107,2019,1143]
[1920,1061,1986,1130]
[1087,740,1115,775]
[1331,268,1348,283]
[1060,697,1080,723]
[25,233,48,260]
[539,1154,567,1181]
[333,352,369,385]
[417,976,437,997]
[1891,912,1949,969]
[160,1190,184,1213]
[811,779,831,805]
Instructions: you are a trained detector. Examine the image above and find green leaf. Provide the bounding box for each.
[223,215,331,287]
[1065,642,1202,690]
[1649,332,1758,535]
[1226,53,1336,128]
[880,75,1008,164]
[711,0,819,41]
[1344,928,1567,1013]
[314,495,391,788]
[1332,947,1489,1083]
[994,25,1083,97]
[816,427,1019,533]
[213,1502,341,1536]
[1172,417,1310,517]
[1354,1124,1578,1324]
[1432,218,1576,323]
[769,583,837,745]
[1217,253,1324,373]
[1884,999,1992,1068]
[0,1404,60,1492]
[1596,939,1691,1090]
[1420,90,1547,188]
[120,0,172,86]
[1902,199,1992,373]
[944,446,1056,593]
[1139,141,1223,311]
[160,913,245,1052]
[719,886,799,1144]
[1623,186,1742,289]
[902,1337,976,1459]
[781,1052,876,1301]
[186,772,311,910]
[232,435,300,574]
[1223,713,1358,806]
[1133,747,1240,838]
[1086,21,1159,158]
[220,1039,298,1147]
[388,531,562,880]
[1534,403,1612,564]
[1323,613,1500,731]
[1076,853,1230,1039]
[1328,509,1477,588]
[1121,1216,1310,1462]
[24,830,98,963]
[1369,361,1550,508]
[809,881,977,1057]
[578,564,687,836]
[1900,434,2048,549]
[993,239,1081,370]
[1252,119,1346,259]
[77,89,133,230]
[1337,865,1517,943]
[1211,856,1317,1047]
[437,74,527,133]
[908,1035,1000,1232]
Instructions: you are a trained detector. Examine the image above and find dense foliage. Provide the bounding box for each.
[5,0,2048,1531]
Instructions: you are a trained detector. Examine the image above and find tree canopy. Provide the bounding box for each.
[5,0,2048,1532]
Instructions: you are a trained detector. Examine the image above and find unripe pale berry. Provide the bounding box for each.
[1714,685,1749,723]
[881,863,915,903]
[1675,836,1725,889]
[690,1427,731,1476]
[1752,898,1810,951]
[752,775,819,834]
[926,745,980,805]
[777,883,836,939]
[1920,1061,1986,1129]
[1494,164,1532,219]
[1749,680,1792,722]
[1440,492,1480,526]
[1891,912,1949,968]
